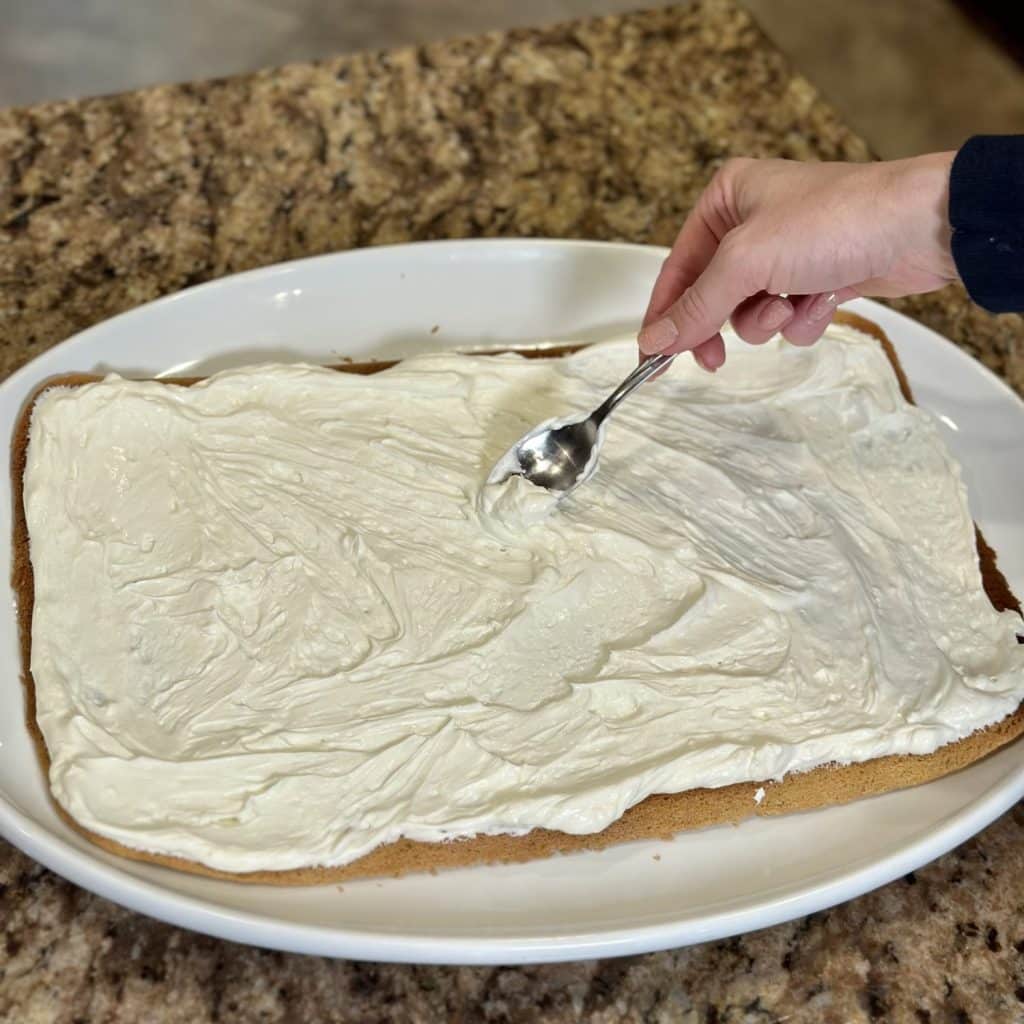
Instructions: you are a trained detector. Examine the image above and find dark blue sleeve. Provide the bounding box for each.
[949,136,1024,313]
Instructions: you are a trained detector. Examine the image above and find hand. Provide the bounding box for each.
[638,153,958,371]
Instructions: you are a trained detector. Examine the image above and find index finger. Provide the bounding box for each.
[642,196,730,328]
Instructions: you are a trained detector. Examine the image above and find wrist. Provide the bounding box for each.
[885,151,958,284]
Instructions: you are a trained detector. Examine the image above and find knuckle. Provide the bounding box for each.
[719,156,753,180]
[716,227,746,261]
[733,322,767,345]
[675,285,712,328]
[782,322,825,347]
[705,168,733,209]
[716,157,756,198]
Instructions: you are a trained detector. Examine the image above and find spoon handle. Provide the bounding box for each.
[593,352,676,423]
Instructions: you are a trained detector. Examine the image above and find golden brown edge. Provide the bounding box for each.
[11,310,1024,885]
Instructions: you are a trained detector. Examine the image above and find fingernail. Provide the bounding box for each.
[806,292,837,323]
[757,298,794,330]
[638,317,679,355]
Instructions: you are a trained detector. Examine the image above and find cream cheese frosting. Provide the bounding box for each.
[23,323,1024,873]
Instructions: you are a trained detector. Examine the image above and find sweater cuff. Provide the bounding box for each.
[949,136,1024,314]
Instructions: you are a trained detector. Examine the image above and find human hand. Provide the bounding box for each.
[638,153,958,370]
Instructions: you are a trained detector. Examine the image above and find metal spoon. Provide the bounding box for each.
[486,352,676,495]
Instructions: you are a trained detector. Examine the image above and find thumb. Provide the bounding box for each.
[638,237,756,356]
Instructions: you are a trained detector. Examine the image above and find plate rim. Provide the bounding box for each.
[3,754,1024,964]
[6,235,1023,410]
[2,237,1023,964]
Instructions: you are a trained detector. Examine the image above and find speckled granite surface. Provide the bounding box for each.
[2,2,1023,1021]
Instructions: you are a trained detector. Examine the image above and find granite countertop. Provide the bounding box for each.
[2,1,1023,1020]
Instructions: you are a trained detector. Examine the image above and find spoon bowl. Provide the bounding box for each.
[487,351,675,496]
[507,417,602,493]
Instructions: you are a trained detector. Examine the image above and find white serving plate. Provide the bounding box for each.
[1,239,1022,965]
